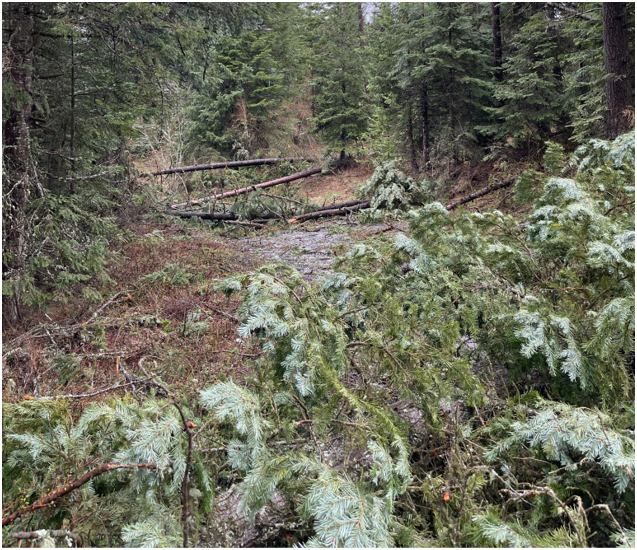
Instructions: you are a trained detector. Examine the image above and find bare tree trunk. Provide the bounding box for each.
[407,102,418,172]
[170,167,322,209]
[358,3,365,49]
[139,157,317,178]
[603,2,632,139]
[491,3,503,82]
[70,35,76,193]
[2,2,34,326]
[420,82,430,168]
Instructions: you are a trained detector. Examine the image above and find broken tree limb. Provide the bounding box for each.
[288,200,371,223]
[166,211,279,222]
[221,220,266,229]
[2,463,157,526]
[170,167,323,209]
[139,157,318,178]
[167,176,519,226]
[445,176,517,211]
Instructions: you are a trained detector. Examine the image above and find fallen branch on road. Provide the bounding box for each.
[288,200,371,223]
[170,167,323,209]
[139,157,317,178]
[445,176,517,211]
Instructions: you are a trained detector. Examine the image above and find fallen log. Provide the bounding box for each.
[288,200,371,223]
[139,157,317,178]
[445,176,516,211]
[167,211,279,222]
[169,211,237,220]
[169,176,519,226]
[171,167,323,209]
[221,220,266,229]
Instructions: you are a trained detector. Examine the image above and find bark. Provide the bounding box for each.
[288,200,371,223]
[358,2,365,49]
[170,167,322,209]
[2,3,34,327]
[420,82,430,168]
[139,157,317,178]
[70,36,76,193]
[445,176,516,210]
[491,3,503,82]
[407,102,418,172]
[603,2,632,139]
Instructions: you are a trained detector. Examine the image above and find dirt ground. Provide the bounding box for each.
[301,163,374,205]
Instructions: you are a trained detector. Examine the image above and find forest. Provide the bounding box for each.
[2,2,635,548]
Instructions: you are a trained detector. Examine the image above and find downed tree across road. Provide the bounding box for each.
[166,175,519,226]
[170,167,322,209]
[287,199,371,223]
[445,176,516,211]
[139,157,317,178]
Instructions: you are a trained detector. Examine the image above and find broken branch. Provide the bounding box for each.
[170,167,322,209]
[2,463,157,526]
[139,156,318,178]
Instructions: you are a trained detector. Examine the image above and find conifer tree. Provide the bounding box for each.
[307,2,369,161]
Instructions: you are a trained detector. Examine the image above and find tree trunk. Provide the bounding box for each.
[420,82,430,168]
[70,35,76,193]
[491,2,503,82]
[2,2,34,327]
[288,200,371,224]
[603,2,632,139]
[445,176,516,211]
[358,2,365,49]
[140,157,317,178]
[170,167,322,209]
[407,102,418,172]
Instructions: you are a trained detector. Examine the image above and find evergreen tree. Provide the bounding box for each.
[187,4,307,158]
[482,5,568,147]
[307,2,369,161]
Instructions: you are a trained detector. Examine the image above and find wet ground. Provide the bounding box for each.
[236,220,391,279]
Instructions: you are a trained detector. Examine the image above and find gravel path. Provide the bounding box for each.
[236,221,391,279]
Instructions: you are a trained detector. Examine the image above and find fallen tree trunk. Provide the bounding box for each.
[445,176,516,211]
[221,220,266,229]
[288,200,371,223]
[169,176,518,226]
[169,211,237,220]
[167,211,278,222]
[171,167,323,209]
[140,157,317,178]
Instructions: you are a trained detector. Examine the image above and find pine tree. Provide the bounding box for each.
[307,2,369,161]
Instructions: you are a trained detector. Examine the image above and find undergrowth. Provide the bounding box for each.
[2,134,634,547]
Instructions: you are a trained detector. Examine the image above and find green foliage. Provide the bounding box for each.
[2,396,202,546]
[359,160,429,219]
[186,4,306,157]
[141,263,194,286]
[486,399,635,493]
[307,3,369,157]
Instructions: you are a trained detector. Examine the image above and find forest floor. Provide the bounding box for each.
[1,208,400,407]
[2,159,523,408]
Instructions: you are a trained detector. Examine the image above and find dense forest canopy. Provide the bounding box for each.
[2,2,635,548]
